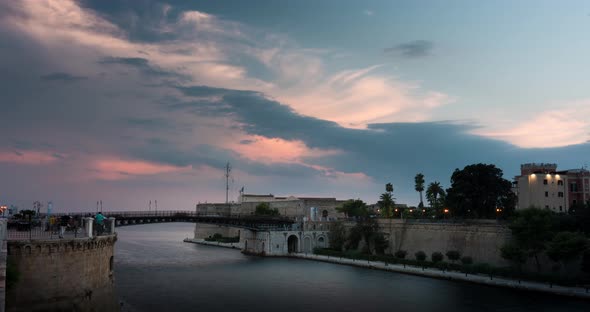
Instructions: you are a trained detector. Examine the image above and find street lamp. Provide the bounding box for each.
[443,208,449,219]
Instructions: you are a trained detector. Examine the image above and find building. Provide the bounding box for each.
[197,194,348,221]
[513,163,590,213]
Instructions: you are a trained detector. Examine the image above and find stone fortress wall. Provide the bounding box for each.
[6,235,119,312]
[373,219,512,266]
[196,195,346,221]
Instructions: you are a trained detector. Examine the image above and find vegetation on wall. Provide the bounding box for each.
[501,208,589,276]
[254,203,279,216]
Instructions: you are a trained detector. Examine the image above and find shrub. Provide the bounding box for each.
[431,252,444,263]
[446,250,461,262]
[415,251,427,261]
[460,256,473,265]
[394,250,408,259]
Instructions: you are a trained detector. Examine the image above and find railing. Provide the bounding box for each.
[7,217,88,241]
[6,217,116,240]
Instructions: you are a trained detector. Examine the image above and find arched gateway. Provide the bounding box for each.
[287,235,299,253]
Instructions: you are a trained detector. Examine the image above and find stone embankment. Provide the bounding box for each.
[184,238,243,250]
[292,253,590,300]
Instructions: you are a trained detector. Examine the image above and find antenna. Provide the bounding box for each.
[149,200,151,212]
[155,200,158,212]
[225,162,232,204]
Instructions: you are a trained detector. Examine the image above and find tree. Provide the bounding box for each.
[347,218,388,254]
[337,199,369,219]
[415,251,426,261]
[445,163,516,218]
[431,252,443,263]
[378,183,395,218]
[446,250,461,263]
[508,208,555,272]
[426,182,445,213]
[328,222,347,251]
[254,203,279,216]
[394,250,407,259]
[500,242,527,274]
[546,231,588,271]
[414,174,425,208]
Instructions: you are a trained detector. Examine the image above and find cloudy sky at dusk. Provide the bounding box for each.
[1,0,590,212]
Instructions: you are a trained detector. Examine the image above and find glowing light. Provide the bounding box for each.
[444,209,449,213]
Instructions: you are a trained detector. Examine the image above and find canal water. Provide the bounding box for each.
[114,223,588,312]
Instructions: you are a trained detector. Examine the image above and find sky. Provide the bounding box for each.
[1,0,590,212]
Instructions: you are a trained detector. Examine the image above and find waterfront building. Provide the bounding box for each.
[513,163,590,212]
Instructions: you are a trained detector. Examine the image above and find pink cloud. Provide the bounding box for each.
[227,136,340,164]
[474,100,590,148]
[92,158,190,180]
[0,150,62,165]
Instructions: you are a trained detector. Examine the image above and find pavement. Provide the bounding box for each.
[292,253,590,300]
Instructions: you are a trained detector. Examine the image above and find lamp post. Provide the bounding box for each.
[443,208,449,219]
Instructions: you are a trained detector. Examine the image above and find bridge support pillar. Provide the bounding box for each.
[107,218,116,234]
[84,217,94,238]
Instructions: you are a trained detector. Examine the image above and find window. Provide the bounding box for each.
[545,205,549,209]
[558,192,564,198]
[559,206,563,211]
[557,180,563,186]
[543,179,548,185]
[570,183,578,192]
[545,191,548,197]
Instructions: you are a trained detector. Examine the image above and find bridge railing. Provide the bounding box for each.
[7,216,88,241]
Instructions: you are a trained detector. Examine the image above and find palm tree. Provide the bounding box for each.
[414,173,425,208]
[426,181,445,211]
[379,183,395,217]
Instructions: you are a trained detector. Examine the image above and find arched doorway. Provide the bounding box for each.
[287,235,299,253]
[317,236,325,248]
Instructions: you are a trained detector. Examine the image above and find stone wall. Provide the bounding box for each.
[373,219,512,266]
[197,196,347,220]
[193,223,242,240]
[6,235,119,312]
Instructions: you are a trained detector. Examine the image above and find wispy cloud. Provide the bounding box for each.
[385,40,434,58]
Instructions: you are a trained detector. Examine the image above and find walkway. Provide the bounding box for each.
[292,253,590,300]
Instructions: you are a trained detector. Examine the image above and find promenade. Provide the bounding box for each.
[292,253,590,300]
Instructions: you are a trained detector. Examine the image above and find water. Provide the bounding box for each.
[114,223,588,312]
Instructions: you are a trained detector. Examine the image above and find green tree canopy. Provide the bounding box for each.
[426,181,445,211]
[337,199,369,218]
[445,163,516,218]
[508,208,555,272]
[378,183,395,218]
[546,231,588,265]
[328,222,347,251]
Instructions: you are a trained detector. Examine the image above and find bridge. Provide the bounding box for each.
[49,210,297,231]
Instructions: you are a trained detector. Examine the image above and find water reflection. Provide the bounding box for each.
[114,223,587,312]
